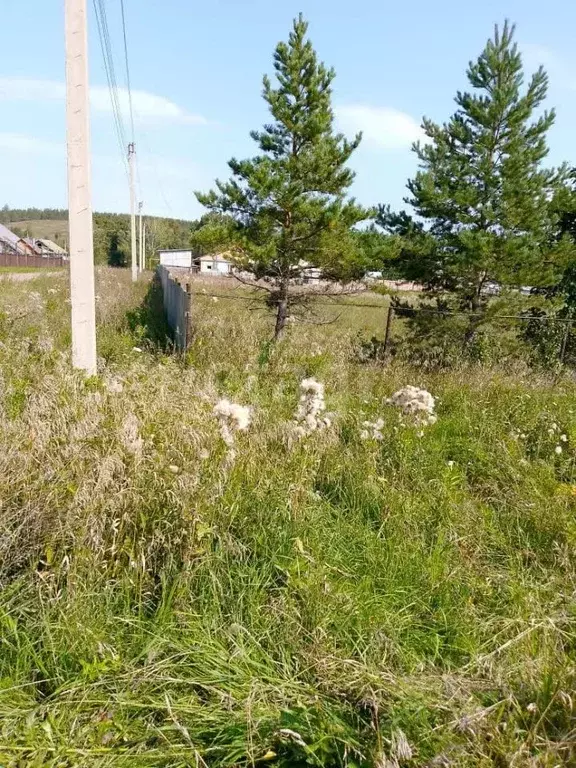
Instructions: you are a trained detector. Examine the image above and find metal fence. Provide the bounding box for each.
[183,285,576,367]
[157,265,192,352]
[0,252,65,268]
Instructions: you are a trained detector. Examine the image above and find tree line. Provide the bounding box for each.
[0,207,196,266]
[193,15,576,347]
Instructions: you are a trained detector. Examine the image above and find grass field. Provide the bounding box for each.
[0,266,66,275]
[8,219,69,245]
[0,268,575,767]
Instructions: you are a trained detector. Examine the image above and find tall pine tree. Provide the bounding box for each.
[196,15,368,338]
[381,21,570,313]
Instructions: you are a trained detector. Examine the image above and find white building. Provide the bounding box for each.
[199,253,233,275]
[159,249,195,268]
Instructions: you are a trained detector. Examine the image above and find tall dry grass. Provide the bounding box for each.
[0,268,574,766]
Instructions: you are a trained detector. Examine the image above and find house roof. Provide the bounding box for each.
[199,252,232,263]
[0,222,21,249]
[38,239,67,254]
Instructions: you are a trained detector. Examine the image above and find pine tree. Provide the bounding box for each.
[387,21,569,312]
[196,15,368,339]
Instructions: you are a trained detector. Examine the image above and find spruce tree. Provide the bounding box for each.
[196,15,368,339]
[385,21,568,312]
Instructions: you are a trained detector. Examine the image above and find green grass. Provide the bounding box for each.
[0,265,65,274]
[0,269,575,766]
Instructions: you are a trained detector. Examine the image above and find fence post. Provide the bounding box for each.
[382,305,394,360]
[185,282,193,351]
[560,312,573,366]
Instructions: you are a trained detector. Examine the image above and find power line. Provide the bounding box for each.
[120,0,136,143]
[92,0,129,177]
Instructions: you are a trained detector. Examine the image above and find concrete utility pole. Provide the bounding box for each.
[138,201,144,272]
[65,0,97,375]
[128,142,137,281]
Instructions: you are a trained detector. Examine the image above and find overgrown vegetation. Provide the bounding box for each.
[2,14,576,768]
[0,269,575,766]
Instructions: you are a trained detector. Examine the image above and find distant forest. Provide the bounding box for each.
[0,206,197,266]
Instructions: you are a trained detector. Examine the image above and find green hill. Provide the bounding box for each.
[1,208,197,265]
[8,220,69,247]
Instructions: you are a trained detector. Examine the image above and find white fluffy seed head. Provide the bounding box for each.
[213,399,252,450]
[294,378,330,437]
[387,385,436,425]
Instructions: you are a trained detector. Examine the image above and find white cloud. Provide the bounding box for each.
[0,77,207,125]
[336,104,424,150]
[520,43,560,71]
[519,43,576,91]
[0,133,63,154]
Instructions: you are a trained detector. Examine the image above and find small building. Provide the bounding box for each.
[0,223,39,256]
[159,249,196,268]
[36,239,67,256]
[199,253,233,275]
[297,260,322,285]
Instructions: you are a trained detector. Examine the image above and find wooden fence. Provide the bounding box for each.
[0,252,65,268]
[157,265,192,352]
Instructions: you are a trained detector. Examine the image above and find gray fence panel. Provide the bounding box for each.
[157,265,191,352]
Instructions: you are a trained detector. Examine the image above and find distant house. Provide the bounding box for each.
[199,253,233,276]
[297,261,322,285]
[158,249,196,268]
[0,223,39,256]
[34,239,67,256]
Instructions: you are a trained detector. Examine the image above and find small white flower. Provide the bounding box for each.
[132,346,143,353]
[560,434,568,442]
[212,296,219,303]
[447,460,454,468]
[169,464,180,473]
[551,423,558,431]
[526,702,537,713]
[555,445,563,455]
[548,429,555,437]
[520,433,527,440]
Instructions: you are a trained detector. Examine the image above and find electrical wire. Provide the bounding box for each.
[92,0,129,177]
[120,0,136,143]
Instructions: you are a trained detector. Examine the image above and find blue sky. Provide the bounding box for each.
[1,0,575,221]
